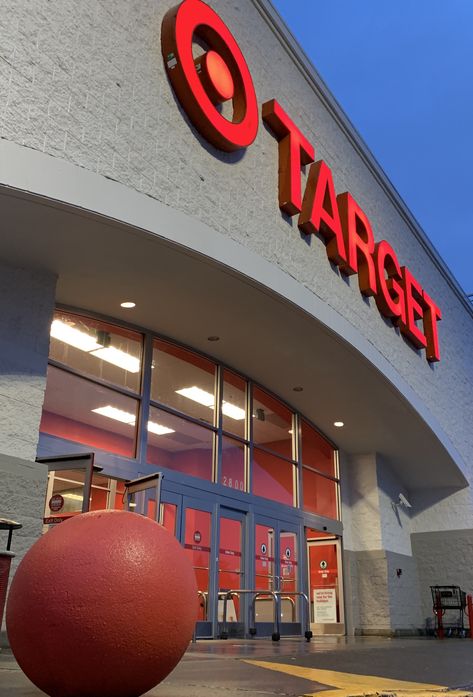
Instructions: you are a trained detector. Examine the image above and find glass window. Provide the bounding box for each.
[146,406,213,481]
[151,340,216,424]
[302,467,339,519]
[49,311,142,393]
[252,448,295,506]
[46,471,111,518]
[252,387,293,459]
[301,420,336,477]
[308,542,340,623]
[255,524,275,591]
[222,370,246,438]
[280,531,298,593]
[160,503,178,536]
[219,517,243,621]
[280,531,298,622]
[184,508,211,620]
[40,366,138,458]
[221,437,245,492]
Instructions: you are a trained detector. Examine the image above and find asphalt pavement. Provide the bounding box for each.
[1,636,473,697]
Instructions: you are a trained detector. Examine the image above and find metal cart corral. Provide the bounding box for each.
[430,585,467,638]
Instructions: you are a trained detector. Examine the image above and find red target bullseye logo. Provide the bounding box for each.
[161,0,259,152]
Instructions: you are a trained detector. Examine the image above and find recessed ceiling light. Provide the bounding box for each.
[120,301,136,309]
[293,386,303,392]
[207,336,220,342]
[334,421,344,428]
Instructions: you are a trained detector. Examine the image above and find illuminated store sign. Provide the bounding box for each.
[162,0,441,362]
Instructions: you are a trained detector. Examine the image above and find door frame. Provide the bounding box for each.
[253,513,302,636]
[216,506,247,637]
[182,496,216,638]
[307,535,345,635]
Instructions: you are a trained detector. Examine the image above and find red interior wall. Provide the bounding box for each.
[40,411,135,457]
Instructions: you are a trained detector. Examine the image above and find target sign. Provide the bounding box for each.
[161,0,259,151]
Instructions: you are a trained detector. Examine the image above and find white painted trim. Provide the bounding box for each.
[0,141,467,482]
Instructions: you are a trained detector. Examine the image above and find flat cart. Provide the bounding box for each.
[430,585,467,638]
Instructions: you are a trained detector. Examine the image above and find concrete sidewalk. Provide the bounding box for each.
[1,636,473,697]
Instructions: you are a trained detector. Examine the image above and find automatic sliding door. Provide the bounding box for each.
[218,511,245,631]
[254,517,301,635]
[183,507,212,623]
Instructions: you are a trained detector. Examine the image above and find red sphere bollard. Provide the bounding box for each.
[6,510,198,697]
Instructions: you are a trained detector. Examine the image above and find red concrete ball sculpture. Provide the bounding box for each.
[6,510,198,697]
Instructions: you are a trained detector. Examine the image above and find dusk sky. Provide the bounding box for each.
[271,0,473,297]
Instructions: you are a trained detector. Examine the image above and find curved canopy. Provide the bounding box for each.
[0,142,467,490]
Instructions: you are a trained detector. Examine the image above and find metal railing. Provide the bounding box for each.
[218,588,312,642]
[197,590,208,619]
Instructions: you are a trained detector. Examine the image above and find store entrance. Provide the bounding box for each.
[254,516,300,637]
[159,496,305,639]
[307,529,345,635]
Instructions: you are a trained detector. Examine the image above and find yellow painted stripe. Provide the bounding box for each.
[244,659,472,697]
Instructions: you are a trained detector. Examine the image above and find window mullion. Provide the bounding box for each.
[136,333,154,463]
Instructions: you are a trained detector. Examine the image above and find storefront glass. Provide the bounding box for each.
[221,437,246,492]
[252,449,295,506]
[41,309,340,521]
[50,311,142,393]
[151,340,216,424]
[40,365,138,458]
[252,386,293,459]
[146,406,214,481]
[222,370,246,438]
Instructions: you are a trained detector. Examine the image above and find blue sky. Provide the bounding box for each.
[271,0,473,296]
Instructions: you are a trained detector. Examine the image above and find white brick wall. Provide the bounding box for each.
[0,261,56,461]
[0,0,471,541]
[0,261,55,631]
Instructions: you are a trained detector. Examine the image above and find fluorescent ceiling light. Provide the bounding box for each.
[51,320,140,373]
[92,406,174,435]
[222,402,245,421]
[93,406,136,424]
[177,386,245,420]
[334,421,344,428]
[90,347,140,373]
[147,421,175,436]
[50,319,102,352]
[176,386,214,407]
